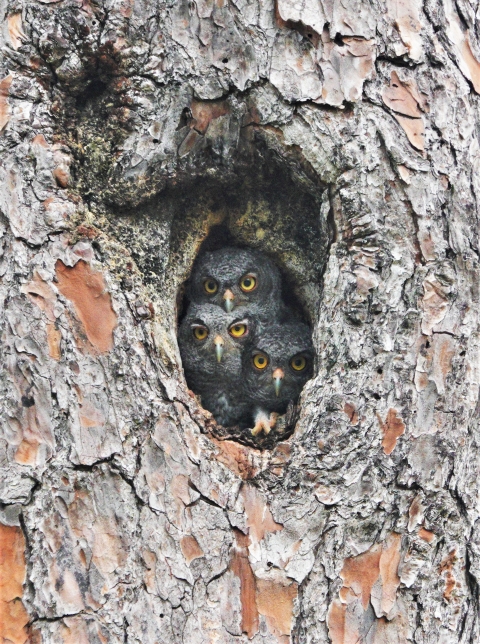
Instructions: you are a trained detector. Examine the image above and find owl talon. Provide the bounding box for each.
[251,421,265,436]
[251,411,278,436]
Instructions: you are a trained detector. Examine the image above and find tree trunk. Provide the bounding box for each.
[1,0,480,642]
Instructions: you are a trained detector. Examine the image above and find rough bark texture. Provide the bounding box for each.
[0,0,480,642]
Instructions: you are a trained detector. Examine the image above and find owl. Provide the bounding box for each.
[242,322,313,435]
[178,302,255,427]
[188,247,286,323]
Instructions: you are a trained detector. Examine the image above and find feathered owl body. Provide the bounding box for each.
[187,247,288,323]
[180,247,313,436]
[178,303,255,427]
[242,322,313,430]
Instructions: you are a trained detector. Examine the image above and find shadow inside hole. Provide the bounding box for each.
[75,79,108,110]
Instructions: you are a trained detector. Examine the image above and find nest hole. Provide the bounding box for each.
[108,145,332,448]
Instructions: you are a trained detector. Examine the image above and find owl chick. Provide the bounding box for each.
[178,303,255,427]
[242,322,313,435]
[188,247,286,322]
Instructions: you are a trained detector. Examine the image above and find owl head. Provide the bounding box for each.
[178,303,255,377]
[242,322,313,413]
[187,247,282,316]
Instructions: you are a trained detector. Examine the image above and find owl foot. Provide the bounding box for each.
[251,410,278,436]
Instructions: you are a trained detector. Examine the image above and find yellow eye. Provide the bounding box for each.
[291,356,307,371]
[204,279,218,295]
[193,326,209,340]
[229,323,247,338]
[240,274,257,292]
[253,353,269,370]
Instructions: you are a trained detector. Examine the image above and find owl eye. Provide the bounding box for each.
[204,279,218,295]
[239,274,257,293]
[252,352,269,370]
[192,325,209,341]
[229,322,248,338]
[290,355,307,371]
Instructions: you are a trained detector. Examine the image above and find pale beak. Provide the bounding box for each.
[273,368,284,397]
[223,289,235,313]
[214,335,224,363]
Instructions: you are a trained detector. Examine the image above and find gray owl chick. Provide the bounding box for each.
[178,303,255,427]
[188,247,286,323]
[242,322,313,435]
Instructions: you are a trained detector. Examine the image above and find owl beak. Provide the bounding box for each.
[273,368,284,397]
[214,335,224,362]
[223,289,235,313]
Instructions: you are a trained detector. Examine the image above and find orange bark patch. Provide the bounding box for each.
[377,409,405,455]
[408,496,423,531]
[212,438,261,480]
[229,531,259,638]
[382,70,427,151]
[230,528,297,642]
[343,402,359,425]
[52,146,72,189]
[255,571,298,639]
[398,164,411,183]
[326,598,351,644]
[55,260,117,353]
[180,535,204,565]
[8,14,26,49]
[382,71,427,117]
[0,524,30,644]
[0,75,12,132]
[339,547,382,610]
[46,323,62,360]
[53,166,69,188]
[241,485,283,545]
[328,534,402,643]
[418,527,435,543]
[439,549,457,601]
[190,100,229,134]
[15,439,41,465]
[32,133,48,148]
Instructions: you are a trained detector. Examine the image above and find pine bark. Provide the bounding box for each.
[1,0,480,642]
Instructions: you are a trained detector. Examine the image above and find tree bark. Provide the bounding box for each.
[1,0,480,642]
